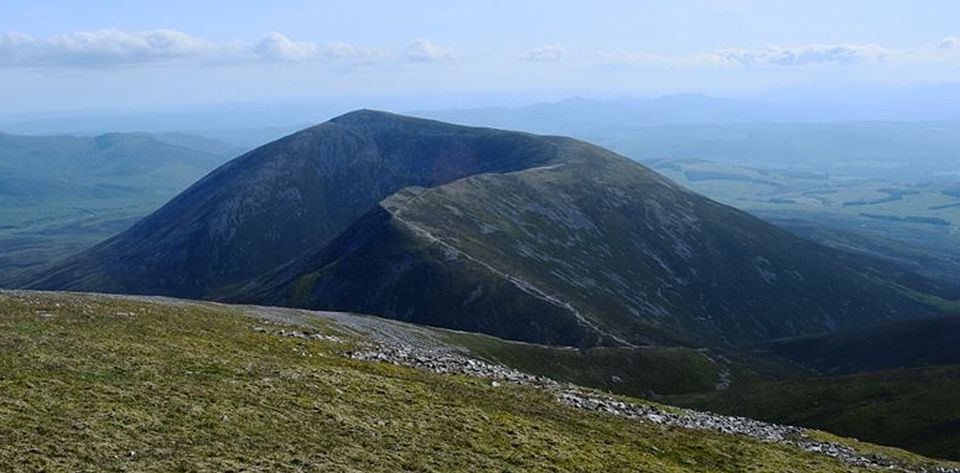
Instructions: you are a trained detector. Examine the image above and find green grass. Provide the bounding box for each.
[3,291,950,472]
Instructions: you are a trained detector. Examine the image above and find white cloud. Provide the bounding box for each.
[406,39,456,63]
[3,30,956,72]
[0,29,416,68]
[938,36,960,50]
[0,29,220,67]
[522,44,566,62]
[254,32,318,62]
[253,34,394,66]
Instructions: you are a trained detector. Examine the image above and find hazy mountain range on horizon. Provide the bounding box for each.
[6,82,960,136]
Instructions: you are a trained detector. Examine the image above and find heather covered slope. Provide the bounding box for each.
[246,137,936,346]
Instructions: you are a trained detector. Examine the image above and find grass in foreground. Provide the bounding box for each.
[0,292,953,472]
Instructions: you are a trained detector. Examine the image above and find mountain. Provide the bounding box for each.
[27,110,940,347]
[0,132,236,285]
[25,111,563,298]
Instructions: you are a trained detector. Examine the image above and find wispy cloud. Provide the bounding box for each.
[521,44,566,62]
[253,32,318,62]
[3,29,958,71]
[253,33,380,65]
[0,29,449,68]
[0,29,222,67]
[405,39,456,63]
[590,43,891,68]
[938,36,960,50]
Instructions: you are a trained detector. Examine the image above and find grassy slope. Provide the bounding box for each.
[671,365,960,461]
[3,292,952,472]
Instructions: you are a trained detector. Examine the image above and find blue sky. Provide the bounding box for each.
[2,1,960,114]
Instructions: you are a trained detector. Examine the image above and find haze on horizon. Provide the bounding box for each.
[3,0,960,120]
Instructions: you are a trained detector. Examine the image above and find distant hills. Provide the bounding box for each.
[415,95,805,132]
[0,132,237,284]
[25,111,943,347]
[414,100,960,182]
[10,82,960,135]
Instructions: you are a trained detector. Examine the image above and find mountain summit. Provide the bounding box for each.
[28,110,936,346]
